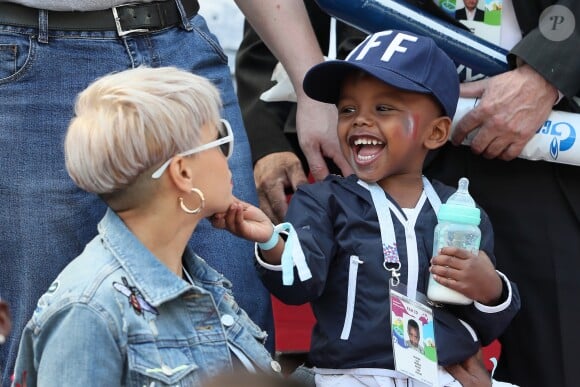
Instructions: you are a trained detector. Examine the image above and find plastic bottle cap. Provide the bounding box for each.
[437,177,481,225]
[437,204,481,225]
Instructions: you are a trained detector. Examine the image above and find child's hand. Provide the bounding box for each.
[211,199,274,244]
[430,247,502,305]
[0,300,11,344]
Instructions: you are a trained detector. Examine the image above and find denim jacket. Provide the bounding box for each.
[12,209,276,386]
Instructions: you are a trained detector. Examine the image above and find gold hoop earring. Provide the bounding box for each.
[179,188,205,214]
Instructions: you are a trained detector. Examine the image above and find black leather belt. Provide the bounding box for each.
[0,0,200,36]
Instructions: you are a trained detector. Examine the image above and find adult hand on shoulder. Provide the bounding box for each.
[234,0,353,181]
[254,152,308,224]
[445,349,492,387]
[296,94,353,181]
[452,64,557,160]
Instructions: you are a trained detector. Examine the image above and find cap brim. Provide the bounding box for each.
[303,60,432,105]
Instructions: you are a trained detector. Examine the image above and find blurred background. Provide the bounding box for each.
[198,0,244,78]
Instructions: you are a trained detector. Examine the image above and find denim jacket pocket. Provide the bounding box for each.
[0,33,34,83]
[127,341,200,386]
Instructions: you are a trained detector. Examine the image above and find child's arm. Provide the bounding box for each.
[429,247,503,305]
[211,199,284,264]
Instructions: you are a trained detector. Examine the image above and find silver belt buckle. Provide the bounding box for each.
[112,4,149,36]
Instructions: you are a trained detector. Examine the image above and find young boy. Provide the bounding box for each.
[216,30,520,386]
[406,319,424,354]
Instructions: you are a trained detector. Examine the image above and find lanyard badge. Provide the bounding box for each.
[390,283,438,385]
[359,176,441,292]
[360,177,442,385]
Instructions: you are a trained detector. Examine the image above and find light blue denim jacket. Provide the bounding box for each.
[12,209,276,386]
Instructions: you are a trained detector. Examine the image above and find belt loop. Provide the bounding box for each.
[175,0,193,31]
[38,9,49,44]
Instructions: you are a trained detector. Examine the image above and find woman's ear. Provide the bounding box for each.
[424,116,451,150]
[166,156,195,193]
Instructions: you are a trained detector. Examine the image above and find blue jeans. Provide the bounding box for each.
[0,7,273,385]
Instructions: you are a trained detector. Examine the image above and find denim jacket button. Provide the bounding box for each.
[221,314,235,327]
[270,360,282,373]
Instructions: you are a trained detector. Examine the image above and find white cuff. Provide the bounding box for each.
[555,89,565,105]
[254,223,312,286]
[474,271,513,313]
[254,231,288,271]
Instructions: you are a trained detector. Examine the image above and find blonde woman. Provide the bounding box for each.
[12,67,279,386]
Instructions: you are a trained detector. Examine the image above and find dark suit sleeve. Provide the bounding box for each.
[509,0,580,99]
[445,209,521,346]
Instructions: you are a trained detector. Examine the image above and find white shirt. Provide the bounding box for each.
[465,8,478,21]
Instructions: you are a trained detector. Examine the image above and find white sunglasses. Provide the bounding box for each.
[151,119,233,179]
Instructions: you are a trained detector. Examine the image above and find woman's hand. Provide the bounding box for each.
[430,247,502,305]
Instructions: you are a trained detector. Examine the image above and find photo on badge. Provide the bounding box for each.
[452,0,503,44]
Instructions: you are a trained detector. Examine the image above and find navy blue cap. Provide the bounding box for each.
[303,30,460,118]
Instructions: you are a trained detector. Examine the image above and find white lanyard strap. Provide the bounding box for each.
[228,342,256,373]
[278,222,312,286]
[423,177,441,214]
[359,180,402,287]
[359,177,441,297]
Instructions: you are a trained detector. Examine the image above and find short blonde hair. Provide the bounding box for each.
[65,66,222,194]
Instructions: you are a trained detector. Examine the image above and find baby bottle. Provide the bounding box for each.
[427,177,480,305]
